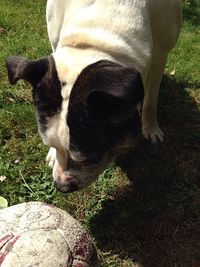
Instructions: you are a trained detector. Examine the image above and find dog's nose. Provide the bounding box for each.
[55,178,78,193]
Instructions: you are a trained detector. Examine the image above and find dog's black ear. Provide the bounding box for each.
[5,56,49,86]
[86,61,144,123]
[87,90,132,123]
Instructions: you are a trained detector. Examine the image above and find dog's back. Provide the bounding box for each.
[47,0,181,72]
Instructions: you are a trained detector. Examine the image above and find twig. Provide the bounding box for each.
[19,171,33,193]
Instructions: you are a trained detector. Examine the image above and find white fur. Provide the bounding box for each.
[46,0,181,140]
[46,147,56,167]
[45,0,181,183]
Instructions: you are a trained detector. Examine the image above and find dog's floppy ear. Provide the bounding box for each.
[86,61,144,123]
[5,56,49,86]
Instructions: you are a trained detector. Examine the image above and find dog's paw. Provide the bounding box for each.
[142,124,164,144]
[46,147,56,168]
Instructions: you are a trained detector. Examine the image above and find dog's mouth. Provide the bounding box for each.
[53,169,96,193]
[53,141,133,193]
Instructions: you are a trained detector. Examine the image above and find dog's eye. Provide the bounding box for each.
[67,159,81,171]
[70,143,78,152]
[83,154,102,164]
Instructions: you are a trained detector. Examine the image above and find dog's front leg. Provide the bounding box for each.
[46,147,56,168]
[142,51,167,143]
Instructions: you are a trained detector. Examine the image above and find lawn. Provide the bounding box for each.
[0,1,200,266]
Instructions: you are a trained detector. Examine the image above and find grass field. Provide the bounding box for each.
[0,1,200,266]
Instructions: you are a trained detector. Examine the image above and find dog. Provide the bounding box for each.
[6,0,182,193]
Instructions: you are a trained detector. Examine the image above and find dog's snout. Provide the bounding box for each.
[55,177,78,193]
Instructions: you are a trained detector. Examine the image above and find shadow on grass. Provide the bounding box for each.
[183,0,200,25]
[89,76,200,267]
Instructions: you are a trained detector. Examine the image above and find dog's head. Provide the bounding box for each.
[6,55,143,193]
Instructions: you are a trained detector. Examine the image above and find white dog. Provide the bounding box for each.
[6,0,182,192]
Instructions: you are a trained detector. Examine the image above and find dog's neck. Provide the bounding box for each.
[53,46,116,97]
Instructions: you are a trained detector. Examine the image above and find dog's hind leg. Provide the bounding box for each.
[142,50,167,143]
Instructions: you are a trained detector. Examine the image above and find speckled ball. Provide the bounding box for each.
[0,202,99,267]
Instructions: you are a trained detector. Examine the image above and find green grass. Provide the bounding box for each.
[0,1,200,266]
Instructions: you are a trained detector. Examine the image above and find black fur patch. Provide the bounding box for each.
[67,60,143,161]
[6,55,62,131]
[31,56,62,129]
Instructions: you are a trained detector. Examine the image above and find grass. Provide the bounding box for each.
[0,0,200,266]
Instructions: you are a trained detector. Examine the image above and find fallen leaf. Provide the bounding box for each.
[0,175,6,182]
[0,27,6,34]
[170,69,176,76]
